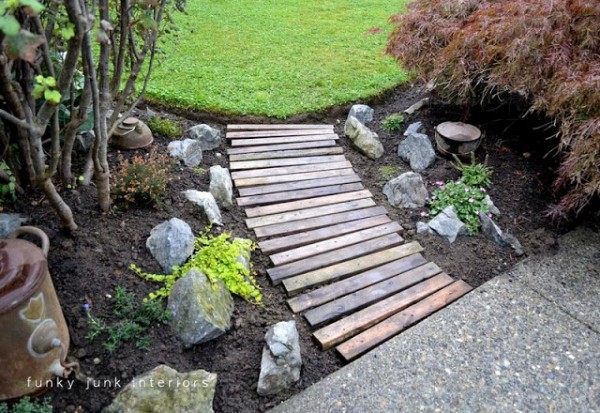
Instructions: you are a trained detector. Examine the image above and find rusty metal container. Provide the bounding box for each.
[111,117,153,149]
[0,227,76,401]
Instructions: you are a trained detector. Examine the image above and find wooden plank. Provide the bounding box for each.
[259,215,392,253]
[304,262,442,327]
[270,222,402,266]
[246,190,372,218]
[227,140,336,155]
[237,183,363,207]
[231,161,351,180]
[312,273,455,350]
[230,155,346,171]
[227,129,333,138]
[235,171,360,190]
[287,253,427,313]
[246,198,375,229]
[229,147,344,162]
[228,124,334,131]
[282,242,424,295]
[337,281,473,360]
[268,233,404,284]
[254,206,388,238]
[230,134,338,146]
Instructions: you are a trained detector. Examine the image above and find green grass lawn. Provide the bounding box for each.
[146,0,410,118]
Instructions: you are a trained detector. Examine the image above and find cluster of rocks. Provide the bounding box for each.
[167,124,221,167]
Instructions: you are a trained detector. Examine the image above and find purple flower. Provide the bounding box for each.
[435,181,444,186]
[480,187,487,193]
[464,187,470,193]
[468,198,474,203]
[83,303,91,311]
[420,211,429,217]
[487,212,493,218]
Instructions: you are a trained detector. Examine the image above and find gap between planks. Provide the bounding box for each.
[229,147,344,162]
[237,174,361,197]
[227,124,334,131]
[227,129,335,138]
[231,161,351,180]
[234,168,355,188]
[237,183,364,207]
[229,134,338,147]
[230,155,347,171]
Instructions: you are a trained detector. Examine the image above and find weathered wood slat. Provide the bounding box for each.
[304,262,442,327]
[336,281,473,360]
[246,190,372,218]
[231,161,351,180]
[238,174,360,196]
[229,147,344,161]
[227,129,334,138]
[268,233,404,284]
[237,183,364,207]
[246,198,375,229]
[270,222,402,266]
[227,124,334,131]
[254,206,388,238]
[282,242,425,295]
[227,140,336,155]
[287,253,427,313]
[230,155,347,171]
[230,134,338,147]
[258,215,392,253]
[235,168,355,188]
[312,273,455,350]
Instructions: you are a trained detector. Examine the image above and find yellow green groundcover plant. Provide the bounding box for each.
[147,0,410,117]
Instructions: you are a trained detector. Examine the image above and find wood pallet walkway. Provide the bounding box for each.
[227,124,473,361]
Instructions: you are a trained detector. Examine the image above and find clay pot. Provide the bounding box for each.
[111,117,153,149]
[435,121,482,157]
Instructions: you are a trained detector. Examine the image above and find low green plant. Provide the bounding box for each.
[452,154,493,187]
[85,286,170,353]
[377,165,402,186]
[111,151,172,207]
[131,230,262,304]
[429,181,489,235]
[0,397,52,413]
[147,116,182,138]
[381,113,405,132]
[0,161,17,204]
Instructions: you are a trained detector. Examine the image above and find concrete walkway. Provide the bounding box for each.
[270,228,600,413]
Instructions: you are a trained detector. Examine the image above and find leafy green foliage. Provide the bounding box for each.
[387,0,600,218]
[32,75,61,105]
[85,286,170,353]
[111,151,172,207]
[377,165,402,186]
[429,181,489,235]
[0,162,17,204]
[147,116,182,138]
[132,230,262,304]
[145,0,411,117]
[381,114,405,132]
[452,155,492,187]
[0,397,52,413]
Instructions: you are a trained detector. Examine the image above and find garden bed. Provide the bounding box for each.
[13,84,563,412]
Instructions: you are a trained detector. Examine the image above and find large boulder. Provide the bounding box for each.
[183,190,223,226]
[344,116,384,160]
[0,213,28,238]
[428,206,468,243]
[167,269,234,347]
[185,124,221,151]
[397,132,436,171]
[168,139,203,167]
[209,166,233,209]
[146,218,195,274]
[257,321,302,396]
[382,172,428,209]
[347,104,374,125]
[102,365,217,413]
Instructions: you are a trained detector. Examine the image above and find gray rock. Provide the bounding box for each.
[102,364,216,413]
[183,190,223,226]
[347,104,374,125]
[416,221,433,235]
[257,321,302,396]
[428,206,468,243]
[483,194,501,215]
[403,97,429,115]
[168,269,234,347]
[75,130,95,154]
[168,139,203,167]
[397,132,436,171]
[404,121,423,137]
[479,212,524,256]
[0,214,28,238]
[344,116,384,160]
[382,172,428,209]
[185,124,221,151]
[146,218,194,274]
[209,166,233,209]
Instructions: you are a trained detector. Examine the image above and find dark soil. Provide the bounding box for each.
[9,84,566,413]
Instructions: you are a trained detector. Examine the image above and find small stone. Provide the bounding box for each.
[404,98,429,115]
[185,124,221,151]
[146,218,195,274]
[397,132,436,171]
[93,357,101,365]
[416,221,434,234]
[168,139,203,167]
[209,166,233,209]
[183,190,223,226]
[344,116,384,160]
[428,206,468,243]
[347,104,374,125]
[76,348,87,359]
[382,172,428,209]
[75,130,96,154]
